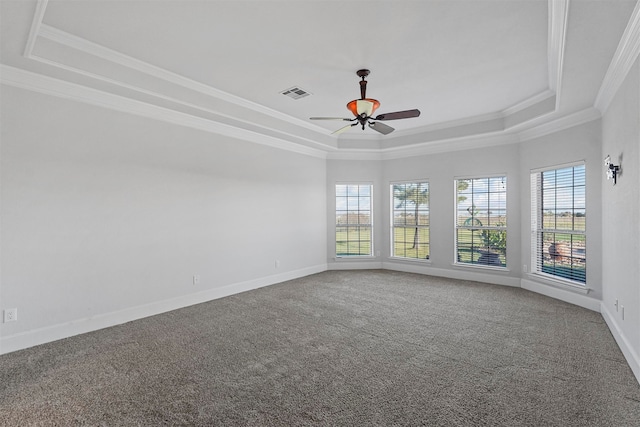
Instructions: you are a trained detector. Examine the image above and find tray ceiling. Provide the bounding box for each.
[1,0,638,155]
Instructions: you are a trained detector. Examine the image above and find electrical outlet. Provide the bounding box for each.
[4,308,17,323]
[193,275,200,285]
[523,264,528,273]
[275,260,280,268]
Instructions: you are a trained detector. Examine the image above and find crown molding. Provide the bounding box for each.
[36,22,556,149]
[328,132,519,161]
[28,25,335,151]
[517,107,601,142]
[380,133,519,160]
[24,0,48,57]
[24,4,565,152]
[3,63,600,162]
[328,104,600,160]
[548,0,569,104]
[26,51,336,152]
[503,89,555,116]
[338,87,555,146]
[0,65,328,160]
[594,0,640,113]
[11,0,589,160]
[386,111,506,139]
[325,150,383,161]
[32,23,327,137]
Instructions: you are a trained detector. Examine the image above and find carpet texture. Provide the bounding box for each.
[1,270,639,426]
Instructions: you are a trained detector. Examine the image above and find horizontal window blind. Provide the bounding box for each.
[531,164,586,284]
[336,184,372,256]
[391,181,429,260]
[455,176,507,267]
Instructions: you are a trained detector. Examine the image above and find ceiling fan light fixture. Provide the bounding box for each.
[347,99,380,117]
[310,69,420,135]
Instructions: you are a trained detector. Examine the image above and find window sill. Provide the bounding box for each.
[452,262,510,273]
[525,273,590,294]
[334,255,376,260]
[389,256,431,264]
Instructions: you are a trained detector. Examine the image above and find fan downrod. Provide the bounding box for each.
[356,69,370,100]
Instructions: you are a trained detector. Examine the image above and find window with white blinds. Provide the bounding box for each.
[391,181,430,260]
[455,176,507,267]
[530,163,586,284]
[335,184,373,256]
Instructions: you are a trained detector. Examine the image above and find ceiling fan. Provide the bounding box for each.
[310,69,420,135]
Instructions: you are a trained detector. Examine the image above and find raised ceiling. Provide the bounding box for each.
[1,0,638,156]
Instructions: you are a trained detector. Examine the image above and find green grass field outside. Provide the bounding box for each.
[336,227,371,256]
[393,227,430,259]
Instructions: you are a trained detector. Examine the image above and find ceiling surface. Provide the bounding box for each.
[1,0,638,154]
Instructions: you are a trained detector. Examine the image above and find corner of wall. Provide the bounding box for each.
[601,302,640,385]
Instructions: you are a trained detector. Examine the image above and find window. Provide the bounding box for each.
[455,176,507,267]
[391,181,429,259]
[335,184,372,256]
[531,164,586,284]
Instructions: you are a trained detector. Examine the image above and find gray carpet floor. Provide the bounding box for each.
[1,270,639,426]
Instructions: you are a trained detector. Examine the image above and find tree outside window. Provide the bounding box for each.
[455,177,507,267]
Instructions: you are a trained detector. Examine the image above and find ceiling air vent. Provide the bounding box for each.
[281,86,311,100]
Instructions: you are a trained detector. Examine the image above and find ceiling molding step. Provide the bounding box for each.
[0,65,328,160]
[33,24,324,135]
[23,7,572,155]
[379,133,519,161]
[26,49,335,152]
[326,150,383,161]
[24,0,48,57]
[502,89,556,116]
[517,107,601,142]
[548,0,569,102]
[504,94,556,129]
[384,110,505,139]
[331,127,522,161]
[373,89,555,146]
[376,114,506,150]
[28,26,336,151]
[594,0,640,113]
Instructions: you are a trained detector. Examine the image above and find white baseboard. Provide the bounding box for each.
[5,264,638,390]
[0,264,327,355]
[382,261,521,287]
[601,304,640,385]
[328,260,384,270]
[520,278,601,311]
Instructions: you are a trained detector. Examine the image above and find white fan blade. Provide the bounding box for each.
[332,124,356,135]
[310,117,352,121]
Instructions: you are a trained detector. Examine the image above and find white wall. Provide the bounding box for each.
[326,123,605,309]
[326,143,523,286]
[379,144,521,286]
[601,57,640,380]
[326,158,383,269]
[0,86,327,353]
[2,69,638,384]
[519,120,603,308]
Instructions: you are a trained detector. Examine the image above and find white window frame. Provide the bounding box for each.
[335,183,373,257]
[530,161,586,286]
[454,175,507,269]
[390,180,430,261]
